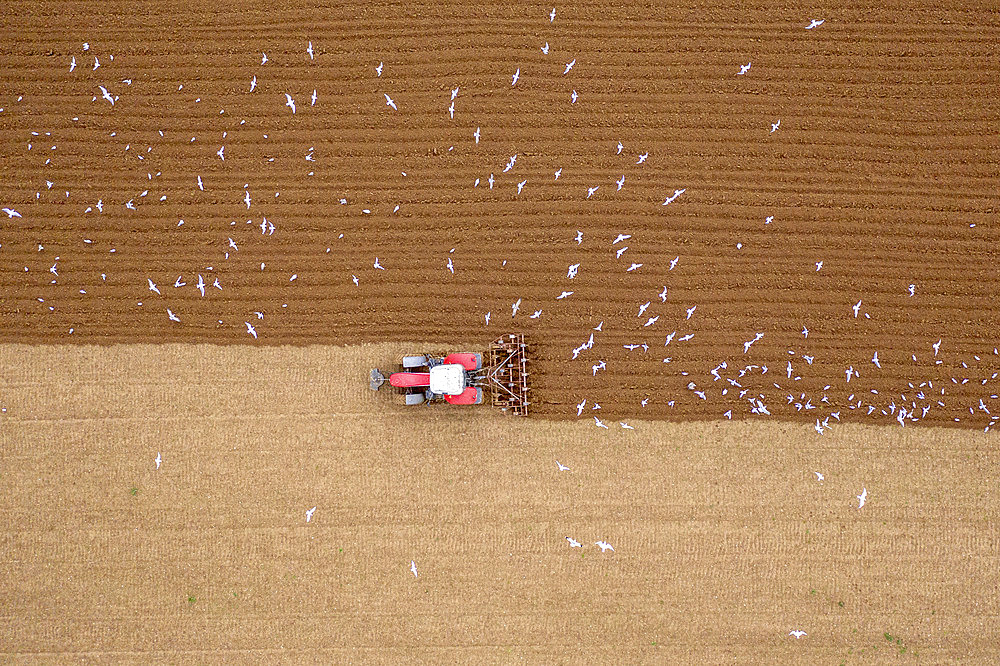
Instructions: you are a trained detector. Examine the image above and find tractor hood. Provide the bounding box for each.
[429,363,466,395]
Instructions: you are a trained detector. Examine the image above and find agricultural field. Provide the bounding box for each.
[1,1,998,661]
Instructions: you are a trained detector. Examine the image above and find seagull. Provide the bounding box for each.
[765,215,773,224]
[549,7,556,22]
[613,234,631,245]
[872,351,881,368]
[616,175,625,191]
[638,301,650,317]
[574,230,583,244]
[228,237,238,251]
[816,261,823,271]
[556,291,573,299]
[530,309,542,318]
[488,173,494,188]
[174,276,186,288]
[261,52,268,65]
[98,85,115,105]
[217,145,225,161]
[805,19,825,29]
[245,321,257,339]
[384,93,396,110]
[567,263,580,279]
[306,506,316,522]
[566,537,582,547]
[908,284,915,297]
[576,399,586,416]
[284,93,296,114]
[154,452,161,470]
[446,257,454,274]
[771,120,780,133]
[512,298,522,317]
[564,59,575,74]
[852,300,862,317]
[789,630,807,639]
[571,90,578,103]
[593,321,603,331]
[473,127,480,143]
[636,152,648,164]
[167,308,180,322]
[814,472,824,482]
[738,62,751,75]
[595,541,615,552]
[626,263,642,272]
[620,422,634,430]
[541,42,549,54]
[556,461,570,471]
[802,326,809,338]
[375,61,383,77]
[449,86,460,101]
[517,179,527,194]
[306,41,314,60]
[664,331,677,346]
[554,168,562,180]
[659,286,668,302]
[617,141,623,155]
[933,339,941,356]
[448,101,454,119]
[244,190,251,209]
[2,207,21,218]
[311,89,317,106]
[485,312,491,325]
[70,56,76,72]
[686,305,697,319]
[594,416,608,429]
[192,274,205,297]
[352,275,359,286]
[147,278,160,295]
[592,361,606,376]
[662,188,686,205]
[669,256,680,270]
[410,560,418,577]
[857,487,868,509]
[197,175,204,191]
[643,316,659,327]
[511,68,520,86]
[249,75,256,92]
[373,257,384,270]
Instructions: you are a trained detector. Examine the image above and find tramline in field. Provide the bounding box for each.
[369,333,530,415]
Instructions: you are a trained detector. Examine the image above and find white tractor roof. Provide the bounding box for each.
[429,363,466,396]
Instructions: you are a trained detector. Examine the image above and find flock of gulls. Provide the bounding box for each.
[2,10,994,634]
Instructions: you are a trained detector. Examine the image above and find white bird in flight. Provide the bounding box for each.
[617,141,623,154]
[98,85,115,105]
[643,316,659,327]
[857,487,868,509]
[217,145,225,161]
[805,19,825,29]
[384,93,397,110]
[306,506,316,522]
[556,291,573,299]
[669,256,680,270]
[448,101,454,119]
[612,234,631,245]
[771,120,780,133]
[852,300,862,317]
[571,90,578,103]
[556,461,570,471]
[738,62,751,75]
[638,301,650,317]
[307,41,314,60]
[284,93,296,114]
[576,399,586,416]
[549,7,556,22]
[197,175,204,191]
[410,560,418,577]
[620,422,635,430]
[530,309,542,319]
[636,152,648,164]
[554,168,562,180]
[564,59,575,74]
[249,75,256,92]
[375,61,383,77]
[587,186,599,198]
[311,89,317,106]
[617,246,629,258]
[261,52,268,65]
[511,68,520,86]
[373,257,384,270]
[196,274,205,297]
[616,175,625,191]
[594,416,608,429]
[816,261,823,271]
[566,537,581,547]
[3,207,22,218]
[451,86,459,100]
[147,278,160,295]
[872,351,881,368]
[446,257,454,274]
[567,263,580,279]
[473,127,480,143]
[228,237,238,251]
[70,56,76,72]
[245,322,257,339]
[662,188,686,206]
[659,286,668,302]
[789,630,807,639]
[541,42,549,54]
[574,230,583,244]
[517,179,527,194]
[814,472,824,482]
[154,452,161,470]
[686,305,697,319]
[626,263,643,272]
[167,308,180,322]
[512,298,522,317]
[595,541,615,552]
[933,339,941,356]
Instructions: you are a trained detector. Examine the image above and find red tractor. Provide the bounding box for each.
[370,334,530,415]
